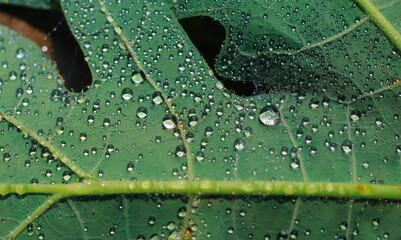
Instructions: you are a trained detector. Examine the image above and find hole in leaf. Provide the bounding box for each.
[179,16,276,96]
[0,5,92,92]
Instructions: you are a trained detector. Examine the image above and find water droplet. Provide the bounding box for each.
[31,178,39,184]
[127,162,134,172]
[341,140,353,153]
[79,133,87,141]
[362,161,370,168]
[204,126,213,137]
[121,88,133,100]
[152,91,164,105]
[259,106,280,126]
[339,221,348,230]
[186,132,195,142]
[372,218,380,227]
[290,158,300,169]
[234,138,246,151]
[136,107,148,118]
[148,216,156,226]
[50,89,62,101]
[15,48,25,59]
[8,71,17,81]
[350,110,361,121]
[239,208,247,217]
[15,88,24,97]
[62,171,72,181]
[215,81,224,90]
[195,151,204,161]
[375,118,383,126]
[131,71,146,84]
[175,145,186,157]
[240,127,251,138]
[309,98,319,108]
[27,223,34,236]
[162,115,177,129]
[3,153,11,162]
[103,118,111,126]
[188,116,199,127]
[101,44,109,53]
[166,221,176,231]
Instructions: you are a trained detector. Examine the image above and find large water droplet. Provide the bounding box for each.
[188,116,199,127]
[131,71,146,84]
[152,91,164,105]
[121,88,133,100]
[234,138,246,151]
[50,89,62,101]
[350,110,361,121]
[175,145,186,157]
[137,107,148,118]
[162,115,177,129]
[341,140,353,153]
[195,151,205,161]
[259,106,280,126]
[15,48,25,59]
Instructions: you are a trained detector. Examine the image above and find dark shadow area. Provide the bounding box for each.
[179,16,263,96]
[0,5,92,92]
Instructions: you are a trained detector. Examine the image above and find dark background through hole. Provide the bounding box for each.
[0,7,264,96]
[179,16,262,96]
[0,5,92,92]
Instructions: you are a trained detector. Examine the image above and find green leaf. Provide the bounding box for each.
[0,0,401,239]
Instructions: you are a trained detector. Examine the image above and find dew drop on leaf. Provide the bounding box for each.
[290,158,300,169]
[339,221,348,230]
[166,221,176,231]
[27,223,34,236]
[309,98,319,108]
[259,105,280,126]
[127,162,134,172]
[175,145,186,157]
[131,71,145,84]
[177,207,186,218]
[152,91,164,105]
[103,118,111,126]
[9,71,17,81]
[234,138,246,151]
[162,115,177,129]
[50,89,62,101]
[350,110,361,121]
[15,48,25,59]
[148,216,156,226]
[186,132,195,142]
[372,218,380,227]
[62,171,72,181]
[121,88,133,100]
[3,152,11,162]
[188,116,199,127]
[341,140,354,153]
[136,107,148,118]
[362,161,370,168]
[195,151,205,161]
[244,127,252,137]
[79,132,87,141]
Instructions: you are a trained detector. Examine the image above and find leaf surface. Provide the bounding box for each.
[0,0,401,239]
